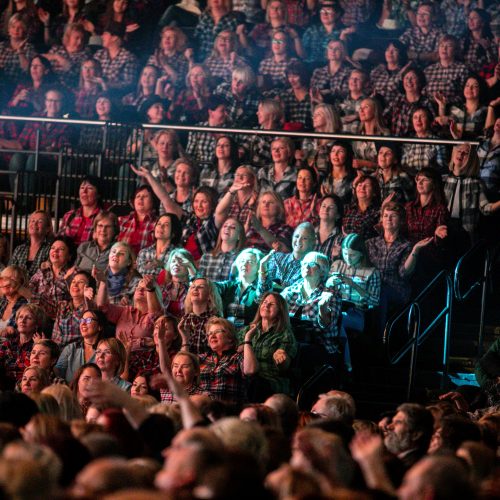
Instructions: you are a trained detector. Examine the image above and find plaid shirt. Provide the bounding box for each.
[478,138,500,200]
[198,250,238,282]
[186,121,220,164]
[182,310,212,355]
[384,94,434,137]
[47,45,91,86]
[0,297,28,329]
[320,172,355,205]
[258,164,297,200]
[316,227,342,264]
[311,64,351,99]
[213,82,259,127]
[146,50,189,84]
[281,281,342,354]
[462,38,496,73]
[258,252,302,294]
[29,266,70,319]
[366,235,413,302]
[18,113,74,152]
[74,87,100,119]
[399,27,442,59]
[284,195,320,228]
[340,0,375,27]
[283,0,310,26]
[9,240,51,278]
[199,349,247,403]
[0,337,33,383]
[376,170,416,204]
[240,127,276,168]
[443,174,494,236]
[58,206,102,247]
[136,243,173,278]
[401,135,448,174]
[0,40,36,83]
[329,260,381,308]
[339,96,365,133]
[279,88,312,130]
[302,24,342,64]
[440,0,479,38]
[160,280,189,318]
[205,54,248,84]
[370,65,404,108]
[302,139,330,176]
[194,11,240,61]
[448,105,487,141]
[237,324,297,394]
[200,165,234,195]
[75,241,112,273]
[246,221,293,252]
[342,203,380,240]
[423,62,469,104]
[160,384,210,403]
[215,280,259,327]
[258,57,298,88]
[93,47,139,92]
[405,199,449,243]
[52,300,87,347]
[118,211,158,256]
[227,193,259,225]
[182,215,219,258]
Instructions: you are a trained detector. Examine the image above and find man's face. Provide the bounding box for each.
[384,410,413,455]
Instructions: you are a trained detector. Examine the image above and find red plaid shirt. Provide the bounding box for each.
[18,113,74,151]
[405,199,449,243]
[0,337,33,383]
[117,211,158,256]
[58,206,103,246]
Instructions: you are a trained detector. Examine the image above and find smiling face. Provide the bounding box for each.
[378,147,396,170]
[70,273,89,299]
[78,367,101,400]
[300,254,321,281]
[30,343,54,370]
[385,43,400,66]
[108,244,131,272]
[79,310,100,341]
[403,70,419,94]
[452,144,471,172]
[96,97,111,118]
[271,139,289,163]
[463,77,480,101]
[193,192,212,220]
[94,216,115,247]
[237,251,258,281]
[220,218,240,244]
[355,178,374,202]
[45,90,63,118]
[169,254,189,279]
[174,162,193,188]
[0,268,20,298]
[79,181,99,207]
[134,188,154,214]
[358,99,375,122]
[131,375,149,397]
[259,294,280,322]
[171,354,196,386]
[382,209,402,233]
[30,57,48,82]
[28,212,49,239]
[412,109,429,134]
[49,240,70,268]
[271,31,287,57]
[416,5,432,30]
[296,169,314,195]
[21,368,43,396]
[348,71,365,94]
[207,323,233,353]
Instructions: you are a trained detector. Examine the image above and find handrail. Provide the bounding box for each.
[0,113,479,146]
[383,270,453,400]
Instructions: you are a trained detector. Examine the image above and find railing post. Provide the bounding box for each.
[407,303,420,401]
[34,129,40,171]
[98,124,108,178]
[477,249,490,357]
[54,151,63,232]
[442,274,453,389]
[10,172,20,253]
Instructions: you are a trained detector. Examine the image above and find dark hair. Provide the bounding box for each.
[155,213,182,246]
[70,363,102,400]
[79,309,108,347]
[72,270,96,293]
[30,55,56,83]
[295,166,318,197]
[399,66,427,94]
[320,194,343,220]
[193,186,218,215]
[353,175,381,207]
[463,73,489,107]
[328,140,354,174]
[51,236,77,266]
[410,106,433,132]
[376,141,401,162]
[80,175,104,205]
[384,40,408,67]
[439,415,481,452]
[286,60,310,87]
[467,8,493,39]
[212,135,240,171]
[130,184,160,213]
[415,167,446,205]
[341,233,369,266]
[207,95,227,112]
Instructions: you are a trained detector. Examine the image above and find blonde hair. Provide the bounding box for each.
[449,144,480,177]
[256,190,286,224]
[313,103,341,133]
[205,316,236,347]
[184,278,223,316]
[160,25,187,53]
[15,304,47,330]
[42,384,82,421]
[96,338,127,376]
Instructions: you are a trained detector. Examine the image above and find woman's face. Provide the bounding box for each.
[133,279,148,303]
[237,252,258,280]
[327,41,344,61]
[147,103,165,124]
[287,72,302,90]
[300,255,321,281]
[189,67,206,89]
[131,375,149,397]
[28,212,49,239]
[412,109,428,134]
[108,244,130,271]
[169,254,189,278]
[70,273,89,299]
[259,294,280,321]
[330,145,347,166]
[416,174,433,196]
[259,193,280,219]
[271,32,287,57]
[161,29,177,53]
[271,140,289,163]
[215,137,232,160]
[95,217,115,247]
[8,20,26,41]
[141,67,158,89]
[358,99,375,122]
[66,30,85,52]
[416,5,432,30]
[193,193,212,220]
[189,279,209,304]
[30,58,48,82]
[21,369,42,396]
[113,0,128,14]
[79,181,99,207]
[0,268,20,297]
[403,71,419,94]
[17,307,37,336]
[382,209,402,233]
[29,343,53,370]
[319,198,337,222]
[45,91,63,118]
[95,342,119,374]
[385,44,400,65]
[452,144,471,171]
[215,31,233,55]
[49,240,70,268]
[268,0,285,22]
[356,179,374,202]
[296,170,314,195]
[153,318,177,346]
[220,218,240,244]
[312,108,326,130]
[174,163,193,187]
[79,311,100,340]
[134,189,154,213]
[96,97,111,117]
[234,167,254,188]
[154,133,175,159]
[468,11,483,32]
[82,61,97,80]
[342,247,363,267]
[377,147,396,170]
[320,5,337,27]
[207,323,233,353]
[155,215,173,241]
[78,367,101,399]
[256,103,271,126]
[171,354,196,386]
[348,71,365,94]
[463,78,480,100]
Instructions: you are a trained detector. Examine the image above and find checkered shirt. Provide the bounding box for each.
[279,88,313,130]
[448,105,487,141]
[462,38,496,73]
[316,227,342,264]
[198,250,237,282]
[0,336,33,383]
[136,243,174,278]
[246,221,293,253]
[329,260,381,308]
[128,348,160,382]
[186,121,219,164]
[258,57,299,88]
[214,280,259,327]
[93,47,139,92]
[423,62,469,104]
[284,195,320,229]
[52,300,87,347]
[146,50,189,84]
[58,206,102,247]
[0,40,36,83]
[74,87,100,119]
[366,235,413,302]
[0,297,28,329]
[227,193,259,225]
[232,0,262,24]
[405,199,449,243]
[339,96,365,133]
[340,0,375,27]
[440,0,480,38]
[240,127,275,168]
[302,24,342,64]
[281,281,342,354]
[384,94,434,137]
[47,45,91,86]
[193,11,240,61]
[213,82,260,127]
[161,384,210,403]
[205,54,248,84]
[160,280,189,318]
[401,137,448,174]
[182,310,212,355]
[283,0,310,26]
[342,203,380,240]
[258,251,302,295]
[370,65,403,106]
[29,267,70,320]
[199,349,247,403]
[478,138,500,200]
[376,170,416,204]
[117,211,158,256]
[311,64,351,98]
[182,214,219,257]
[9,240,51,278]
[399,27,442,59]
[18,114,74,151]
[320,173,355,206]
[258,164,297,200]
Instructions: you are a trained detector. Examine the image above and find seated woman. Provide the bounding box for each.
[58,176,105,247]
[74,211,119,273]
[152,315,182,373]
[55,309,107,384]
[28,237,75,318]
[70,362,102,417]
[103,242,141,305]
[74,59,107,119]
[0,266,29,335]
[96,274,162,381]
[29,338,64,385]
[198,218,245,282]
[237,292,297,399]
[0,303,46,387]
[281,251,341,358]
[160,248,197,318]
[284,166,321,229]
[9,210,53,278]
[327,234,381,334]
[214,247,265,328]
[337,68,369,133]
[179,277,223,355]
[136,213,181,279]
[198,317,257,404]
[20,366,50,397]
[95,338,131,391]
[122,64,160,111]
[375,142,415,204]
[315,195,343,263]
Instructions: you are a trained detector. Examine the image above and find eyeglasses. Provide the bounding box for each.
[80,317,97,325]
[208,328,226,336]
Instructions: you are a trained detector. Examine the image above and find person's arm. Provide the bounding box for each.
[0,138,22,150]
[214,180,250,227]
[242,323,259,375]
[116,330,131,381]
[402,237,433,276]
[485,98,500,129]
[143,274,162,314]
[95,276,109,308]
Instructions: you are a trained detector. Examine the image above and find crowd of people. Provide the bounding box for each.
[0,0,499,498]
